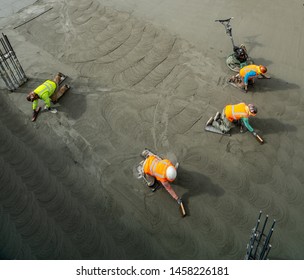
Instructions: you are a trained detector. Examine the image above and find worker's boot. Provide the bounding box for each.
[228,75,236,83]
[248,79,254,85]
[141,149,151,158]
[151,183,161,192]
[206,117,214,126]
[144,174,155,187]
[240,124,247,133]
[214,112,221,121]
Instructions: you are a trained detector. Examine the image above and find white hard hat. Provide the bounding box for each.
[166,166,177,181]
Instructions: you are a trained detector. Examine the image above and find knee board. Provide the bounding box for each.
[205,125,230,136]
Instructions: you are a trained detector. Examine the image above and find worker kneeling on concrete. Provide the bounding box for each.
[229,64,268,92]
[206,103,264,144]
[26,72,70,121]
[138,149,186,217]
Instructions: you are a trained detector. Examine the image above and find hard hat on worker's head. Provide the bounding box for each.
[259,65,267,74]
[248,104,258,116]
[166,166,177,182]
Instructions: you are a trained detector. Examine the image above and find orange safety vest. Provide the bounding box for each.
[239,65,261,77]
[224,103,249,122]
[143,155,174,182]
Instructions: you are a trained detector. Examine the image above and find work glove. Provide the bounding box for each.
[177,198,182,205]
[32,110,38,119]
[44,106,57,114]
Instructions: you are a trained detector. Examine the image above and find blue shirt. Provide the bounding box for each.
[244,70,257,85]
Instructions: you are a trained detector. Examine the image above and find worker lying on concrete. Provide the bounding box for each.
[26,72,70,121]
[206,103,258,135]
[141,149,182,203]
[229,64,268,92]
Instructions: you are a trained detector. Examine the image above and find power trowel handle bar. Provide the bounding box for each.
[215,17,233,23]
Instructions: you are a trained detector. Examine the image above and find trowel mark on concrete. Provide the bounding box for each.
[58,0,78,48]
[11,0,304,259]
[13,0,224,259]
[0,91,170,259]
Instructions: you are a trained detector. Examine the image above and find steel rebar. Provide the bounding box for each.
[0,65,14,90]
[254,215,268,258]
[0,37,23,82]
[254,211,263,234]
[263,244,272,260]
[260,220,276,258]
[2,34,27,81]
[0,47,18,88]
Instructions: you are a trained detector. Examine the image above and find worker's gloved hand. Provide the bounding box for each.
[32,110,38,119]
[252,131,257,137]
[177,198,182,205]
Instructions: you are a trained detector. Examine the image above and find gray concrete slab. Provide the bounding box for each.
[0,0,303,260]
[0,0,37,26]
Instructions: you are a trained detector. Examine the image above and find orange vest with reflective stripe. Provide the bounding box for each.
[143,155,174,182]
[224,103,249,122]
[239,65,261,77]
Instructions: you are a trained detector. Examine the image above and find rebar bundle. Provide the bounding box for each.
[245,211,276,260]
[0,33,27,91]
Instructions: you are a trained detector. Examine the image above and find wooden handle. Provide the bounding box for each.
[256,134,264,144]
[180,202,186,217]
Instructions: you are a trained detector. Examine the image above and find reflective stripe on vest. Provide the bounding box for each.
[34,80,56,98]
[225,103,249,121]
[231,105,248,120]
[143,155,173,181]
[149,157,170,179]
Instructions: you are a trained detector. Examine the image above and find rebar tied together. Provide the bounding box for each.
[0,33,27,91]
[245,211,276,260]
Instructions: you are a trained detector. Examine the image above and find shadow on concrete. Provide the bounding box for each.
[251,57,273,67]
[59,90,87,120]
[227,117,297,137]
[18,77,87,120]
[243,35,263,52]
[0,91,161,260]
[18,77,45,91]
[253,76,300,92]
[251,117,297,135]
[176,166,225,215]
